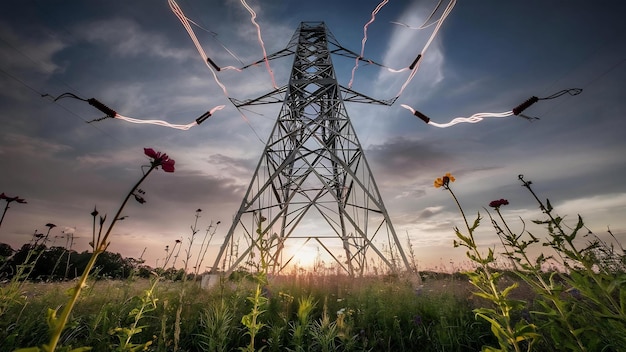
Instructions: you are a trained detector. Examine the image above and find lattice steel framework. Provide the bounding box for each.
[211,22,411,276]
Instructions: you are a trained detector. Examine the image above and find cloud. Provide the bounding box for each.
[373,1,447,100]
[75,18,193,60]
[417,205,445,220]
[366,136,452,185]
[0,23,67,75]
[0,133,72,157]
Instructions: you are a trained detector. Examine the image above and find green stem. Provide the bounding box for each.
[446,186,470,234]
[520,176,622,317]
[0,202,9,230]
[124,275,160,348]
[447,186,521,352]
[495,198,586,351]
[447,187,501,298]
[46,165,156,351]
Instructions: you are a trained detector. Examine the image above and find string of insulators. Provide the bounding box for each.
[412,109,430,123]
[512,96,539,116]
[87,98,117,117]
[207,57,221,72]
[195,111,212,124]
[409,54,422,70]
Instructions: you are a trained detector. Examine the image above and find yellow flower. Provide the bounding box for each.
[434,173,455,188]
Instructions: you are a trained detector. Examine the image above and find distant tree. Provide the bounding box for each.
[137,265,153,279]
[0,242,15,278]
[5,243,47,280]
[0,243,13,258]
[0,242,156,281]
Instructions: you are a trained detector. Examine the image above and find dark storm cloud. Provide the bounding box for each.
[366,136,452,184]
[146,169,246,206]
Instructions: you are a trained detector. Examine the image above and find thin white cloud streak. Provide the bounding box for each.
[0,132,72,157]
[374,1,446,100]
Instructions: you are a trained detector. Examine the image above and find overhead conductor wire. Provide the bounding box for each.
[239,0,278,89]
[348,0,390,88]
[167,0,266,142]
[44,92,225,130]
[394,0,456,98]
[0,34,126,144]
[400,88,583,128]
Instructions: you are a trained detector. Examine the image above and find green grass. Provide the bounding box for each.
[1,274,495,352]
[3,164,624,352]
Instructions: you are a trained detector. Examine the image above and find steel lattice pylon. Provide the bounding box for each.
[211,22,411,276]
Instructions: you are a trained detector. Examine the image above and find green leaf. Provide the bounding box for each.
[241,313,252,328]
[470,214,482,232]
[65,286,77,297]
[501,282,519,298]
[46,308,59,330]
[454,229,472,246]
[619,287,626,315]
[473,292,496,301]
[545,199,553,212]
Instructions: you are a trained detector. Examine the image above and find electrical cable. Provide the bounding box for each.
[401,88,583,128]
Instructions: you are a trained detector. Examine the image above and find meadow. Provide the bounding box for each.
[1,271,493,351]
[1,150,625,351]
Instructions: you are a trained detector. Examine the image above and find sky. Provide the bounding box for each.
[1,0,625,273]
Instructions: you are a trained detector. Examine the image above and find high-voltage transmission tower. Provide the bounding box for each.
[211,22,412,276]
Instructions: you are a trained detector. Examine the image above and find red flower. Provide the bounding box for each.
[144,148,175,173]
[489,199,509,208]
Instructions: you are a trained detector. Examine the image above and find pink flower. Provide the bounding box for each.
[489,199,509,208]
[144,148,175,173]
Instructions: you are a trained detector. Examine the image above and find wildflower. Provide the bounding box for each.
[91,206,99,217]
[45,223,57,229]
[144,147,175,173]
[489,198,509,208]
[434,172,455,188]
